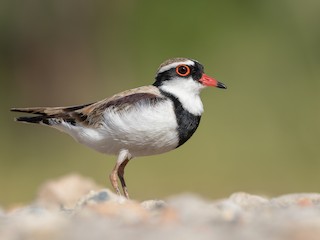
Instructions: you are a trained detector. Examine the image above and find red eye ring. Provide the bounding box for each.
[176,64,191,77]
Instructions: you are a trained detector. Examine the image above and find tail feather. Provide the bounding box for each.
[11,103,94,126]
[11,103,93,116]
[11,107,48,115]
[11,107,50,125]
[15,115,50,125]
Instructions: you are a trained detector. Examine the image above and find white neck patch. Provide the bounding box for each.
[160,77,205,116]
[158,60,195,74]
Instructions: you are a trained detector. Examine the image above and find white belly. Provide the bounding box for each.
[58,100,179,157]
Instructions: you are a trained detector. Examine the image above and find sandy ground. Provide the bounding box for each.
[1,174,320,240]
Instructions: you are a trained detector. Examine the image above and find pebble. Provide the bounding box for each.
[36,173,101,210]
[1,174,320,240]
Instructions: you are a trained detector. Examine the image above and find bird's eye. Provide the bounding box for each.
[176,65,190,77]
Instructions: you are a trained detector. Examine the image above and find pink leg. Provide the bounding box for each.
[109,150,131,198]
[118,159,130,199]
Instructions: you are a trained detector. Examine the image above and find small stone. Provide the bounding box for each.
[229,192,269,210]
[167,193,220,225]
[214,200,243,222]
[141,200,167,211]
[2,205,68,240]
[84,201,149,223]
[74,189,148,223]
[75,189,122,209]
[36,174,101,210]
[159,207,179,224]
[271,193,320,208]
[141,200,178,224]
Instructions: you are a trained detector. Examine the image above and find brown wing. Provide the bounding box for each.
[78,86,164,126]
[11,86,164,127]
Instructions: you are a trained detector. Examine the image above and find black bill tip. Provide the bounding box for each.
[217,81,227,89]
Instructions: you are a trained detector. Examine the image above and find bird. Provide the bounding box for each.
[11,57,226,199]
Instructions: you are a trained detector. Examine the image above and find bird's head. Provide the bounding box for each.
[153,58,227,91]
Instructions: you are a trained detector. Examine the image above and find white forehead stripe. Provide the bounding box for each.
[158,60,195,73]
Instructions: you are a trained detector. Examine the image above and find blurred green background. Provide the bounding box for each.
[1,0,320,207]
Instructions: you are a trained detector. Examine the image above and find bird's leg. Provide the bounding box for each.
[118,159,130,199]
[109,149,131,197]
[109,162,121,195]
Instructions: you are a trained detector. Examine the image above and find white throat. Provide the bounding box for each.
[159,77,205,116]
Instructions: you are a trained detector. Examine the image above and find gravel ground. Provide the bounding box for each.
[1,174,320,240]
